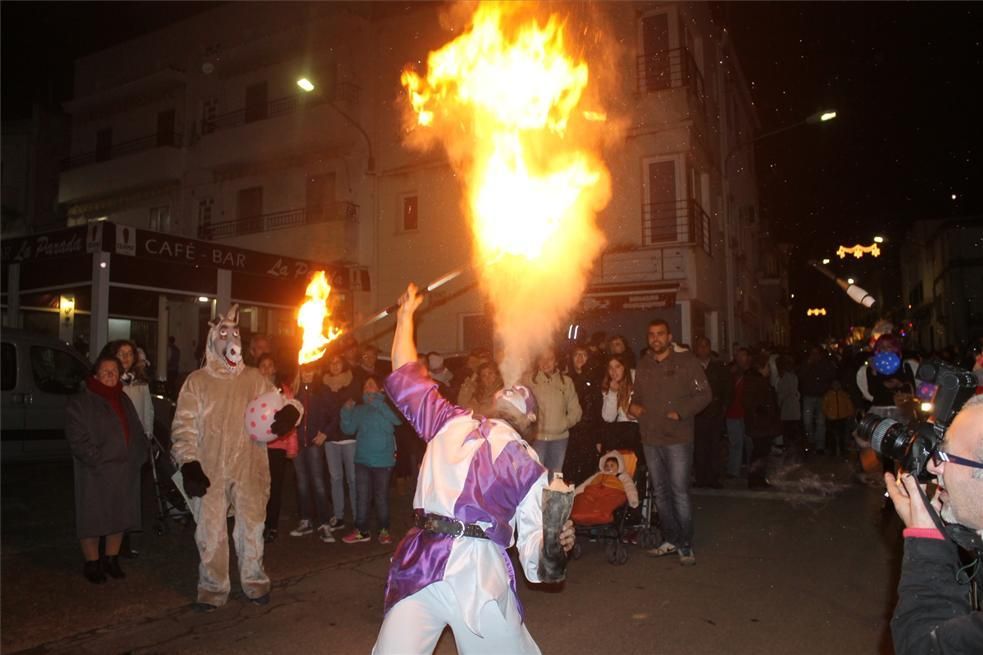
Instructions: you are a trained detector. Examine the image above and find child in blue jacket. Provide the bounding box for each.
[340,375,401,545]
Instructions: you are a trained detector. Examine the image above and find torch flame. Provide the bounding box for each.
[297,271,342,365]
[401,2,611,385]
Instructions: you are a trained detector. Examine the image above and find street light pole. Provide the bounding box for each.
[717,79,837,356]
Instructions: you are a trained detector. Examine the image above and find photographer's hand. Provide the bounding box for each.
[884,472,940,529]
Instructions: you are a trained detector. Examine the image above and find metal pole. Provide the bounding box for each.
[359,266,468,329]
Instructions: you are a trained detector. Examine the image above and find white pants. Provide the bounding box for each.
[373,581,541,655]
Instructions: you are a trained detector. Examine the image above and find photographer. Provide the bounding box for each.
[884,394,983,654]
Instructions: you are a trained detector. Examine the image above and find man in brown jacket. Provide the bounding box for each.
[630,319,711,565]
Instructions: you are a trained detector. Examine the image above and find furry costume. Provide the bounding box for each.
[171,305,301,606]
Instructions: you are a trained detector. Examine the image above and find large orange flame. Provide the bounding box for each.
[297,271,342,365]
[401,2,611,385]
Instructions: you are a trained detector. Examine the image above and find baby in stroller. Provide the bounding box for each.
[571,450,639,525]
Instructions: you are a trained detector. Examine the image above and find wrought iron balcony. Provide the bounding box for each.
[199,201,358,240]
[202,82,360,135]
[635,47,706,114]
[62,131,183,170]
[641,198,711,254]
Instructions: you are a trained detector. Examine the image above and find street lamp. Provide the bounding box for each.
[822,258,831,265]
[297,78,315,92]
[720,107,840,356]
[873,235,884,243]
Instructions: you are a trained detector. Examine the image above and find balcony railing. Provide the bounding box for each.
[62,131,183,170]
[635,47,706,114]
[642,198,711,254]
[202,82,360,135]
[199,201,358,240]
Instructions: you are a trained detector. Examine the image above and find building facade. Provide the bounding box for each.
[6,1,774,369]
[900,217,983,353]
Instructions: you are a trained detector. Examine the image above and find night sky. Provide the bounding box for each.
[4,2,980,339]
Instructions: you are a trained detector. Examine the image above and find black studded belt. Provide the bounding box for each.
[414,510,488,539]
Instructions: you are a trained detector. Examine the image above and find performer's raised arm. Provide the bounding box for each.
[391,282,424,370]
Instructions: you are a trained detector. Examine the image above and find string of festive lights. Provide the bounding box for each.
[836,243,881,259]
[806,308,828,316]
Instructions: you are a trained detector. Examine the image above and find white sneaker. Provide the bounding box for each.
[317,524,336,543]
[289,519,314,537]
[646,541,678,558]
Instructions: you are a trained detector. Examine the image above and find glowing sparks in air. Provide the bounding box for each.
[297,271,342,365]
[401,2,611,385]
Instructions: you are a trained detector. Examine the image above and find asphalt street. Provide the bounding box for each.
[1,457,901,654]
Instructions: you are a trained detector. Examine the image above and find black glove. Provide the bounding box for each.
[271,404,300,437]
[181,461,211,498]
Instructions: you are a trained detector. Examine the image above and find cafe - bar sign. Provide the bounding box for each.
[124,226,348,288]
[579,283,677,313]
[1,221,348,289]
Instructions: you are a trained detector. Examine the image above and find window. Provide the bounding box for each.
[1,343,16,391]
[306,173,337,222]
[201,99,218,134]
[96,128,113,162]
[461,313,493,351]
[198,199,213,237]
[644,159,678,244]
[640,13,671,91]
[29,346,87,395]
[244,82,268,123]
[149,206,171,232]
[237,187,263,235]
[156,109,176,146]
[402,195,419,231]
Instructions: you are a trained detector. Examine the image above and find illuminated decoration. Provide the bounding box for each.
[806,308,827,316]
[297,271,342,365]
[836,243,881,259]
[59,295,76,342]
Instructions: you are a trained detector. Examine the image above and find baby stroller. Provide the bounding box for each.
[569,449,655,565]
[148,395,191,535]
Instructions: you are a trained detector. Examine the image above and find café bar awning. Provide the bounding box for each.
[2,221,356,357]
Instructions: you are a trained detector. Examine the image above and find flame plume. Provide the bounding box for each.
[401,2,611,385]
[297,271,342,365]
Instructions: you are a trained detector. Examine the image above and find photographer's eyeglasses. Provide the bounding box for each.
[930,447,983,470]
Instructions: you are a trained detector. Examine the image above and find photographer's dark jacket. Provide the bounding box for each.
[891,528,983,655]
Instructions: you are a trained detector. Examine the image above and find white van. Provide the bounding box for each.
[1,329,90,460]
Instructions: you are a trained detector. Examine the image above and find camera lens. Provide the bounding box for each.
[858,414,911,461]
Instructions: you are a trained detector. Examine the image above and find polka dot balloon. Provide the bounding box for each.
[245,390,285,443]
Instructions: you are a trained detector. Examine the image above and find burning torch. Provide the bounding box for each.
[808,260,875,308]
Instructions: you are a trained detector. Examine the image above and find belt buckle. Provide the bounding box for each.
[451,518,466,539]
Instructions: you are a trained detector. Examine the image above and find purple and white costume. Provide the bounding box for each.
[373,362,548,654]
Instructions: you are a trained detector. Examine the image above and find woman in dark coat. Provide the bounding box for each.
[743,352,782,490]
[65,354,146,583]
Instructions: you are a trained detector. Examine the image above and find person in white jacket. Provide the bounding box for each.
[374,283,575,655]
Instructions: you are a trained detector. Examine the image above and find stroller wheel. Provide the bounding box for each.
[154,521,166,537]
[605,541,619,564]
[640,530,660,549]
[571,542,583,560]
[615,543,629,565]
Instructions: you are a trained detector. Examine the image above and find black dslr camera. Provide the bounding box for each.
[857,359,977,481]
